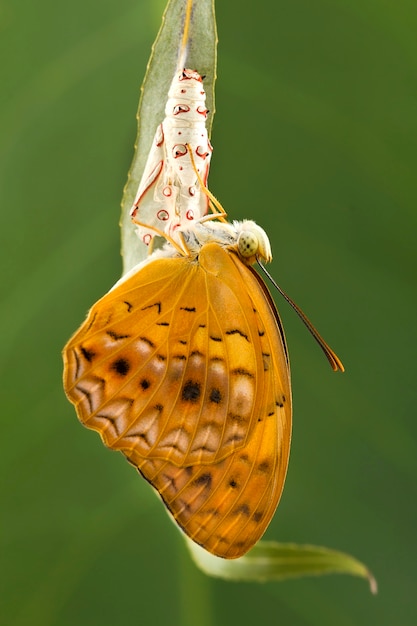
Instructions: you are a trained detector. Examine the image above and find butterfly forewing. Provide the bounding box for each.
[63,242,291,558]
[65,246,271,464]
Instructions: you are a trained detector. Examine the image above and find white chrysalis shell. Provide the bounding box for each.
[131,69,212,245]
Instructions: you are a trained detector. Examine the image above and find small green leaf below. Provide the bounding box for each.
[186,539,377,593]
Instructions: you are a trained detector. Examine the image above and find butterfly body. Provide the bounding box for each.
[63,221,292,558]
[131,69,212,246]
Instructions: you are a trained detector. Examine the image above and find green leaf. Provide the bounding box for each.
[186,539,377,593]
[119,0,377,594]
[120,0,217,274]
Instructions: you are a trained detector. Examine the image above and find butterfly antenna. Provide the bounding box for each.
[258,260,345,372]
[186,144,228,221]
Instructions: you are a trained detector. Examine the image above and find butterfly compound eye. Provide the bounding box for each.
[237,231,259,258]
[235,221,273,263]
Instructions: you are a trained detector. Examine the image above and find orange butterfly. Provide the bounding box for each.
[63,70,343,559]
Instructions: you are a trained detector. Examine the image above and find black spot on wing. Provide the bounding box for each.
[275,394,286,408]
[232,368,254,378]
[262,352,271,371]
[182,380,201,403]
[111,358,130,376]
[106,330,130,340]
[226,329,249,341]
[80,346,96,362]
[139,336,155,348]
[233,503,250,517]
[228,413,247,425]
[209,388,222,404]
[257,461,270,473]
[193,473,212,489]
[141,302,161,314]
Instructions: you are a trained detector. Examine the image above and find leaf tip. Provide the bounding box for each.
[368,570,378,595]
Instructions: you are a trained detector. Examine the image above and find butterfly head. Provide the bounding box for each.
[233,220,272,264]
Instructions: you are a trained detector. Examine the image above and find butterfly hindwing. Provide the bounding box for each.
[135,246,291,557]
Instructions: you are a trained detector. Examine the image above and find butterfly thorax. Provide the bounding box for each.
[177,219,273,266]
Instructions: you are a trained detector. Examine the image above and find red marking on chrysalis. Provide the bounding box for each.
[157,210,169,221]
[130,69,212,244]
[130,160,164,217]
[173,144,187,158]
[155,125,164,147]
[173,104,190,115]
[180,69,203,82]
[196,146,210,159]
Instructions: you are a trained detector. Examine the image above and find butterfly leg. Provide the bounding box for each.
[186,144,228,222]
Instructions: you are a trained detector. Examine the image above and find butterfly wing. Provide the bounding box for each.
[143,247,291,558]
[63,243,291,558]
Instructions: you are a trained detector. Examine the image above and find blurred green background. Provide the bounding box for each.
[2,0,416,624]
